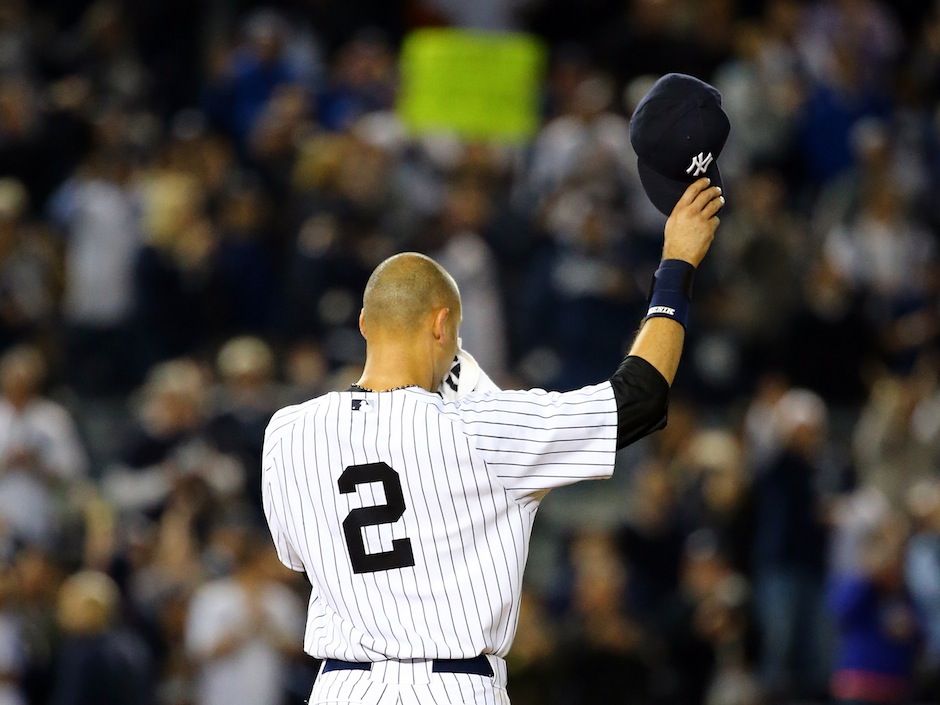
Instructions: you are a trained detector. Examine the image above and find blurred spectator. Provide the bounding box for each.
[783,259,875,404]
[709,166,807,351]
[528,74,631,197]
[207,337,281,515]
[813,118,925,238]
[285,129,397,362]
[799,0,902,89]
[316,29,395,132]
[906,480,940,686]
[520,183,640,389]
[432,181,508,378]
[68,1,147,106]
[104,359,242,515]
[853,365,940,506]
[824,174,939,373]
[797,80,886,189]
[824,180,935,302]
[126,499,206,705]
[678,431,754,575]
[560,530,649,705]
[0,179,57,351]
[281,342,328,404]
[713,1,805,176]
[249,85,316,195]
[829,514,921,705]
[603,0,719,83]
[49,149,139,395]
[204,11,300,146]
[134,169,215,369]
[619,462,685,615]
[659,530,758,705]
[185,536,302,705]
[831,486,892,575]
[15,548,60,704]
[504,589,561,705]
[0,346,86,546]
[752,389,832,699]
[50,570,153,705]
[283,208,372,364]
[0,73,93,210]
[796,0,898,184]
[0,564,25,705]
[0,1,31,77]
[742,373,790,464]
[205,178,278,338]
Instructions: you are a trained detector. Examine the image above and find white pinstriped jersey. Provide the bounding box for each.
[261,382,617,662]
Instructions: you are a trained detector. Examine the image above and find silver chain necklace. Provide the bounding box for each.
[349,384,419,393]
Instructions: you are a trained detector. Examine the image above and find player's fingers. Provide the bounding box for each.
[702,193,725,219]
[678,178,712,207]
[709,215,721,229]
[692,186,723,213]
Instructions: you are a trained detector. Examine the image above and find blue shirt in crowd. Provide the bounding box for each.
[829,574,921,679]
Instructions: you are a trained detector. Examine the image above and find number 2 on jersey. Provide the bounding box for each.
[337,462,416,574]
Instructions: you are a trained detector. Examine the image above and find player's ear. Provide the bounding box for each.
[358,309,367,339]
[431,307,449,343]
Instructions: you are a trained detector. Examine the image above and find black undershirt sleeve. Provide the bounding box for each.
[609,355,670,449]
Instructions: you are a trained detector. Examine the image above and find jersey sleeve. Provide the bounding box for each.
[453,382,618,500]
[261,409,306,572]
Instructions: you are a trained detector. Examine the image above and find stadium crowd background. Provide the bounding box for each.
[0,0,939,703]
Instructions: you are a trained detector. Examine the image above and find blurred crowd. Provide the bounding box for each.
[1,0,940,703]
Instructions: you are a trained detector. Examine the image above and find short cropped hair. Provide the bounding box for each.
[362,253,460,332]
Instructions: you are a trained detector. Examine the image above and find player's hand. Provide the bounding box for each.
[662,178,724,267]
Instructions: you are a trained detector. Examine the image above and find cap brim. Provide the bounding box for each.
[637,158,723,216]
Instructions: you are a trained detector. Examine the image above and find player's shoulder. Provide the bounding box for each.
[433,388,554,420]
[451,383,606,405]
[445,382,614,416]
[264,393,332,438]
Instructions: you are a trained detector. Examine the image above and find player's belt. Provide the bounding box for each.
[322,655,494,677]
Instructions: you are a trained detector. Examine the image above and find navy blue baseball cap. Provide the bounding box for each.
[629,73,731,216]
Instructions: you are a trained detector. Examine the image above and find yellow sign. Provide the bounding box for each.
[398,29,545,143]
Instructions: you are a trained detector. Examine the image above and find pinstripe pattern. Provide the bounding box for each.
[262,382,617,703]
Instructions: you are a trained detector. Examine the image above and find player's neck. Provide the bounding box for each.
[357,344,433,392]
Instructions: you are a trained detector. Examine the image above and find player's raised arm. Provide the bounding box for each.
[607,177,723,449]
[626,72,729,389]
[453,178,723,501]
[627,177,723,385]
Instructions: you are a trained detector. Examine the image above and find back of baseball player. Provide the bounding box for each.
[263,180,723,705]
[263,381,617,705]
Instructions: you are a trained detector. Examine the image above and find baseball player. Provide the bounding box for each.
[262,178,723,704]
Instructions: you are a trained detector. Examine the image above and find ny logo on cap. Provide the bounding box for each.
[686,152,713,177]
